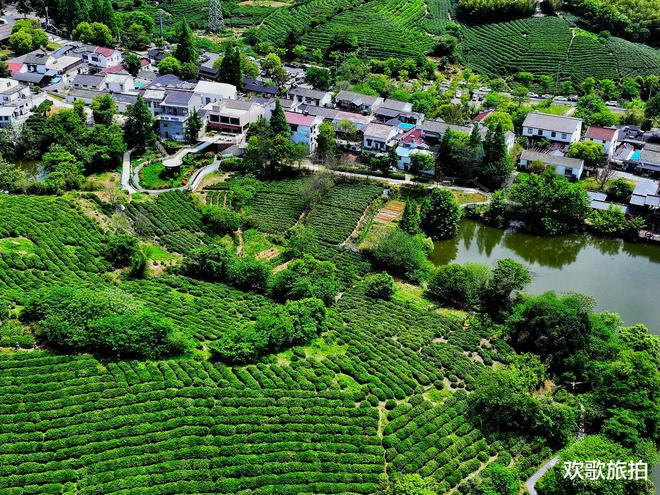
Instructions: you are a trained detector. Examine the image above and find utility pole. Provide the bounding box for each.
[208,0,224,33]
[158,8,165,46]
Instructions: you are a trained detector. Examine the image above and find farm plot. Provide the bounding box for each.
[423,0,455,34]
[0,195,109,297]
[461,16,660,82]
[300,0,434,59]
[125,191,206,254]
[0,352,384,495]
[306,182,383,244]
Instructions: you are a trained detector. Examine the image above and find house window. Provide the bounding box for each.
[551,131,556,138]
[526,128,532,134]
[537,129,542,136]
[561,133,567,139]
[290,124,298,132]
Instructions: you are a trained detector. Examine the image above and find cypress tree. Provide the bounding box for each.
[90,0,117,37]
[174,18,198,65]
[399,201,420,235]
[269,98,290,138]
[124,95,155,152]
[480,124,514,189]
[185,109,203,144]
[218,43,242,88]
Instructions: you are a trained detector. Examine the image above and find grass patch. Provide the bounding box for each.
[392,281,436,312]
[0,237,36,255]
[142,242,177,262]
[301,337,348,361]
[451,190,489,205]
[243,229,278,257]
[581,177,636,192]
[335,373,362,393]
[424,385,452,403]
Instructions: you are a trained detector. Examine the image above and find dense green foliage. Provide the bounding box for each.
[421,188,462,240]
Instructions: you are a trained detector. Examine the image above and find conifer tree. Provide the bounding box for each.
[480,124,514,189]
[185,109,203,144]
[399,201,420,235]
[90,0,117,37]
[217,43,242,88]
[270,98,290,138]
[173,18,198,65]
[124,94,155,151]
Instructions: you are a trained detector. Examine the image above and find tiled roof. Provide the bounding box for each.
[523,111,582,134]
[95,46,117,57]
[285,110,317,127]
[520,149,584,169]
[585,126,617,141]
[364,122,396,139]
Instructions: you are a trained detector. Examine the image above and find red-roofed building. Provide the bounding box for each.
[584,126,619,158]
[285,110,322,153]
[7,62,23,77]
[81,46,122,69]
[472,110,493,124]
[399,128,426,148]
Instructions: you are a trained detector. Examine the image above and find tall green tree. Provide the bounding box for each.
[173,18,198,65]
[217,43,242,88]
[399,201,421,234]
[89,0,117,36]
[124,94,155,152]
[421,188,462,240]
[122,52,141,77]
[90,93,117,125]
[480,124,514,189]
[316,121,336,161]
[185,109,202,144]
[58,0,90,32]
[270,98,290,138]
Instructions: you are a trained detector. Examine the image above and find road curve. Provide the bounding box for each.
[526,455,560,495]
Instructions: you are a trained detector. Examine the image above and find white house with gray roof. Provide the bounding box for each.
[335,90,383,113]
[522,111,582,144]
[363,122,400,151]
[288,87,332,107]
[519,150,584,179]
[157,90,202,141]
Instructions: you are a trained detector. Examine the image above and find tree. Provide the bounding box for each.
[201,206,241,234]
[392,474,437,495]
[408,153,434,175]
[183,245,233,280]
[90,93,117,125]
[607,178,634,202]
[399,201,420,235]
[364,273,395,300]
[316,121,337,162]
[269,255,339,306]
[421,188,462,240]
[89,0,117,36]
[42,148,84,192]
[105,234,139,267]
[124,95,155,152]
[269,98,290,137]
[437,129,475,179]
[173,18,198,65]
[508,169,589,235]
[575,94,616,127]
[645,92,660,120]
[480,124,514,189]
[0,160,28,193]
[180,62,199,81]
[479,464,519,495]
[217,43,242,88]
[10,30,33,54]
[158,56,182,76]
[0,61,10,78]
[72,21,112,46]
[372,230,432,282]
[122,52,141,77]
[185,109,202,144]
[481,258,531,319]
[566,140,605,168]
[305,66,334,90]
[285,224,317,258]
[505,291,595,374]
[262,53,287,86]
[483,112,514,133]
[428,263,491,309]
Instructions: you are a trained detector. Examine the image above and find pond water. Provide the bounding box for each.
[431,220,660,333]
[15,159,46,181]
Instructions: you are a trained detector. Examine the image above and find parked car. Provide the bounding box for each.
[541,94,553,99]
[606,100,619,106]
[553,95,568,101]
[527,92,539,98]
[568,95,579,101]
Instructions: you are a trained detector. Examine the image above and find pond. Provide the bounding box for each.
[15,159,46,181]
[431,220,660,333]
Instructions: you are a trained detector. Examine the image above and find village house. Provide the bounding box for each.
[522,111,582,144]
[0,78,44,127]
[335,90,383,114]
[71,73,106,91]
[394,128,433,170]
[157,90,202,141]
[629,179,660,210]
[363,122,400,152]
[194,80,237,105]
[519,149,584,179]
[584,126,619,158]
[288,87,332,107]
[79,46,123,70]
[199,52,221,80]
[206,100,265,135]
[242,78,279,97]
[373,98,418,124]
[104,73,135,94]
[635,143,660,174]
[297,104,338,122]
[285,111,322,153]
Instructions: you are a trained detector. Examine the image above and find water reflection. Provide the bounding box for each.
[431,220,660,330]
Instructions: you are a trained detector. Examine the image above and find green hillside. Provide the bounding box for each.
[461,16,660,82]
[0,191,552,494]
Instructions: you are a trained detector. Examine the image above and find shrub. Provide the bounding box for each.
[106,234,139,267]
[421,189,462,240]
[202,206,242,234]
[269,255,339,306]
[364,273,395,300]
[428,263,491,309]
[372,230,433,282]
